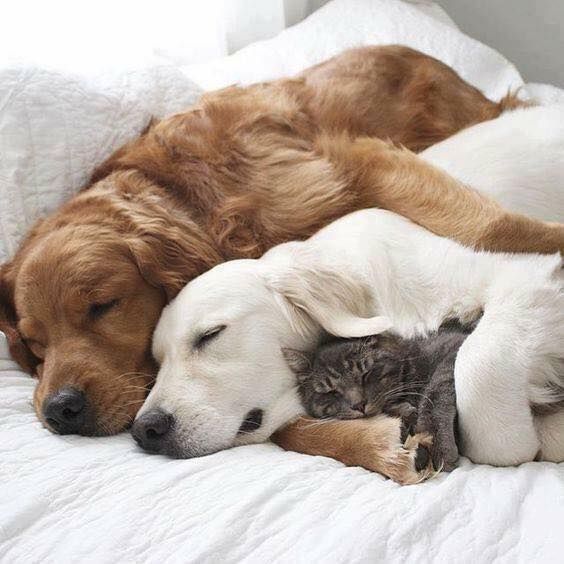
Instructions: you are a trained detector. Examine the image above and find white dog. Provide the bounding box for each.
[422,104,564,223]
[132,105,564,474]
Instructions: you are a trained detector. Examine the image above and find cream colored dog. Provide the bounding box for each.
[132,206,563,467]
[132,106,564,478]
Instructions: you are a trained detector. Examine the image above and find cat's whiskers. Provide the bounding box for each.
[302,417,340,429]
[384,390,434,408]
[380,381,427,399]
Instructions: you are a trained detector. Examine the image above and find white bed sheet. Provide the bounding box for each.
[1,0,563,561]
[1,336,563,563]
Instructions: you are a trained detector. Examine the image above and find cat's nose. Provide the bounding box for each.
[352,401,366,413]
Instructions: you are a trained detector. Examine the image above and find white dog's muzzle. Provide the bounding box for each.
[131,397,269,458]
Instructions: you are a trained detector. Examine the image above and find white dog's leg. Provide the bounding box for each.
[455,258,564,466]
[454,305,541,465]
[536,410,564,462]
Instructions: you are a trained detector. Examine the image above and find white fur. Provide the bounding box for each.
[421,104,564,223]
[141,105,564,465]
[143,210,563,465]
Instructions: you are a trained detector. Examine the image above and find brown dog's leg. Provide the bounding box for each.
[319,134,564,255]
[302,45,524,153]
[272,416,433,485]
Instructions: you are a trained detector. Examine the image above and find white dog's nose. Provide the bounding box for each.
[131,409,173,453]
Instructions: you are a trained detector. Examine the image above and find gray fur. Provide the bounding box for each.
[284,321,476,472]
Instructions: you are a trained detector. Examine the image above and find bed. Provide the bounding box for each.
[1,1,563,561]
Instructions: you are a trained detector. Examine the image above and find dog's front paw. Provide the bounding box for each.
[397,431,435,484]
[374,430,435,485]
[359,416,436,485]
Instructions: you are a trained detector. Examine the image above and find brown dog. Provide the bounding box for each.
[1,47,562,461]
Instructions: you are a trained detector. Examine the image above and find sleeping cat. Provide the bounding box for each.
[283,321,476,472]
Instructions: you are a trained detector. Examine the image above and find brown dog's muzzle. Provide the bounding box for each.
[34,341,155,436]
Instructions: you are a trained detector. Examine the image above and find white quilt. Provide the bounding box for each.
[1,0,563,562]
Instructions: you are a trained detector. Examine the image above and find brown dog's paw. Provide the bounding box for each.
[358,416,436,485]
[394,432,435,485]
[374,430,435,486]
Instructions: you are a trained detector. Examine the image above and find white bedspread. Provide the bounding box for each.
[1,338,563,563]
[1,0,563,561]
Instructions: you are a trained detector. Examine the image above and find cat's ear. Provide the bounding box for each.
[361,334,385,349]
[264,259,391,338]
[282,348,313,380]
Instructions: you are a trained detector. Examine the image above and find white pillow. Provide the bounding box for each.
[179,0,524,100]
[0,67,202,262]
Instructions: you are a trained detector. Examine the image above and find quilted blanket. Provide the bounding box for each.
[1,1,563,562]
[1,338,563,562]
[0,66,202,262]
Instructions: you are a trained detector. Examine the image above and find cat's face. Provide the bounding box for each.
[284,335,405,420]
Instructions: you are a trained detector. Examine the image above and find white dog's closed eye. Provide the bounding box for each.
[138,262,320,458]
[194,325,227,348]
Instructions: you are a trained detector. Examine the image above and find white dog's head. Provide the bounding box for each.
[131,249,390,458]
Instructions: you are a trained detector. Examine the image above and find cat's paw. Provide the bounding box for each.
[399,408,419,442]
[430,440,459,472]
[417,424,459,472]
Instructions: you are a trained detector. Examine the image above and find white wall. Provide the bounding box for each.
[438,0,564,87]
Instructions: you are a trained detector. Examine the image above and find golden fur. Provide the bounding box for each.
[273,416,435,485]
[1,46,563,474]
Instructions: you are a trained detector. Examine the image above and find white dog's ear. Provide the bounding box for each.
[265,260,391,338]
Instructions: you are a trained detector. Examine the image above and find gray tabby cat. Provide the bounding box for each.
[283,321,476,472]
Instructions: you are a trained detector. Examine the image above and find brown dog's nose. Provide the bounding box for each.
[131,409,173,453]
[43,387,87,434]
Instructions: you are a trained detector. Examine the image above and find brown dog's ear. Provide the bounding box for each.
[0,263,40,374]
[123,199,223,301]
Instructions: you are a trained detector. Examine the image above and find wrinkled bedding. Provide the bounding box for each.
[1,0,563,561]
[1,336,563,563]
[0,66,202,262]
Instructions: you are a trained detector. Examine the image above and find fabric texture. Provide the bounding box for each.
[0,67,202,262]
[179,0,524,97]
[1,360,563,562]
[1,0,322,72]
